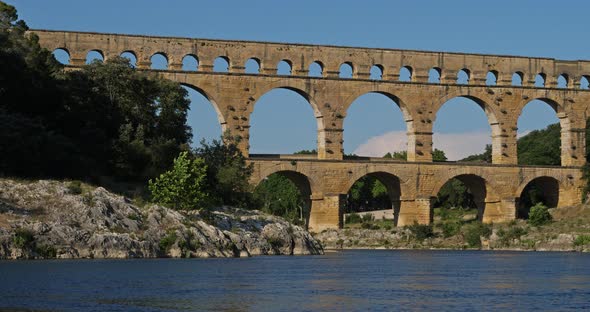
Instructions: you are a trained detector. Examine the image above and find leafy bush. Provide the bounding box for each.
[361,214,375,223]
[462,223,492,248]
[346,213,362,224]
[442,222,461,238]
[13,228,35,248]
[158,230,178,253]
[497,225,527,246]
[149,152,208,210]
[35,244,57,258]
[528,203,552,226]
[407,222,434,241]
[574,235,590,247]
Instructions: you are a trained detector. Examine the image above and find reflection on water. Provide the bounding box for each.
[1,250,590,311]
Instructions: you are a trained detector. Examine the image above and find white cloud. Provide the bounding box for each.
[353,131,492,161]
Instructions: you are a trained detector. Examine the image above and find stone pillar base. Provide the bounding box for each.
[308,194,345,233]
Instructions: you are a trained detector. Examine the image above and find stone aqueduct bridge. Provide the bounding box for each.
[32,29,590,231]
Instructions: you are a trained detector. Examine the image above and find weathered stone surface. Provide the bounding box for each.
[0,179,323,259]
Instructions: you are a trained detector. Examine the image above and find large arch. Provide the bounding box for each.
[249,87,320,155]
[516,176,559,219]
[432,174,489,221]
[432,95,499,162]
[342,91,409,157]
[253,170,313,228]
[344,171,402,226]
[180,84,226,144]
[516,98,564,166]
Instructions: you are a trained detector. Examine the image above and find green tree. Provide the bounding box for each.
[195,133,253,208]
[517,123,561,166]
[432,149,447,161]
[148,151,208,210]
[384,151,407,160]
[528,202,553,226]
[253,174,306,224]
[461,144,492,163]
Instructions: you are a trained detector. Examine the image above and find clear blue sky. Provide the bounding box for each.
[9,0,585,158]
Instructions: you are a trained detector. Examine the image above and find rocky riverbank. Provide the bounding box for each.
[315,206,590,252]
[0,179,323,259]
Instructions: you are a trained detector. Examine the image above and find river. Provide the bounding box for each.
[1,250,589,311]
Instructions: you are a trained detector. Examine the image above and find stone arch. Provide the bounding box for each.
[277,59,292,75]
[52,48,70,65]
[179,83,226,132]
[580,75,590,89]
[245,57,261,74]
[535,73,547,87]
[428,67,441,83]
[516,176,559,219]
[486,70,498,85]
[248,85,323,155]
[85,49,104,64]
[516,97,566,166]
[432,173,490,221]
[253,169,316,227]
[120,51,137,66]
[512,71,524,86]
[557,73,569,88]
[213,56,230,72]
[308,61,324,77]
[370,64,384,80]
[399,66,413,82]
[150,52,168,70]
[182,54,199,71]
[344,171,402,225]
[339,62,354,78]
[457,68,470,84]
[342,89,415,134]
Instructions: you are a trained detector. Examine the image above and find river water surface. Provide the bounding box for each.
[1,250,590,311]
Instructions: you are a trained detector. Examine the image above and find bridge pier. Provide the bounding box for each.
[308,194,345,233]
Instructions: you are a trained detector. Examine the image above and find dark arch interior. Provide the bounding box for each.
[517,177,559,219]
[434,174,487,222]
[253,171,312,227]
[345,172,401,226]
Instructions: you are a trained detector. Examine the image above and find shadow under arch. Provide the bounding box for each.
[432,174,489,221]
[249,85,324,155]
[253,170,314,228]
[344,171,402,226]
[516,176,559,219]
[180,83,227,131]
[433,94,500,162]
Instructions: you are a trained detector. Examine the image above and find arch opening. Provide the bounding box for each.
[85,50,104,64]
[253,171,312,227]
[370,65,383,80]
[277,60,292,75]
[150,53,168,70]
[580,76,590,90]
[517,176,559,219]
[557,74,568,88]
[457,69,470,85]
[120,51,137,67]
[181,84,224,147]
[249,88,319,155]
[512,72,523,86]
[308,61,323,77]
[245,58,260,74]
[343,92,408,157]
[213,56,229,72]
[345,172,401,227]
[517,99,561,166]
[182,55,199,71]
[433,96,495,162]
[428,68,441,83]
[52,48,70,65]
[339,62,353,78]
[399,66,412,82]
[485,71,497,86]
[433,174,487,223]
[535,73,546,87]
